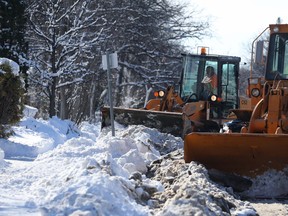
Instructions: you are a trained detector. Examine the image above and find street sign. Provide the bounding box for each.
[102,51,118,136]
[102,52,118,70]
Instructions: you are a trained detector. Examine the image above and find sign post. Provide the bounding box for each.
[102,52,118,136]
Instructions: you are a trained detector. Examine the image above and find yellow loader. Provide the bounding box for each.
[184,24,288,177]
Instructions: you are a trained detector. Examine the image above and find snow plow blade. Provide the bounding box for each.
[184,132,288,177]
[101,106,183,137]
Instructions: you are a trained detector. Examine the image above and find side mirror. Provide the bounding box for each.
[255,40,266,65]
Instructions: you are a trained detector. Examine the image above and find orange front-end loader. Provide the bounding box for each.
[184,24,288,177]
[102,51,241,137]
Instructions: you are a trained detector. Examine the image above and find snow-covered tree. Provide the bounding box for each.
[0,0,29,87]
[25,0,210,122]
[101,0,210,107]
[26,0,108,119]
[0,58,24,138]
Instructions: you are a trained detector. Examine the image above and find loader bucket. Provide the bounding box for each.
[101,106,183,137]
[184,132,288,177]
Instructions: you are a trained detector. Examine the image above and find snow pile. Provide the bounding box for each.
[0,106,287,215]
[241,168,288,199]
[0,148,4,161]
[7,115,79,157]
[23,105,38,118]
[146,151,255,216]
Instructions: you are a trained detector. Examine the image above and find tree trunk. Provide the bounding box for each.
[116,66,124,106]
[89,81,96,122]
[49,77,57,117]
[49,33,57,118]
[59,86,67,120]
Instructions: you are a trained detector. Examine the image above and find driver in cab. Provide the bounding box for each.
[201,66,217,92]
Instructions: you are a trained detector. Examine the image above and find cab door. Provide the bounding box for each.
[219,62,239,117]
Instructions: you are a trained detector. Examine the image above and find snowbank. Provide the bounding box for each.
[0,107,288,215]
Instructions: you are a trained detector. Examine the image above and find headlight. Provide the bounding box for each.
[251,88,260,97]
[159,90,165,97]
[210,94,217,102]
[154,90,165,98]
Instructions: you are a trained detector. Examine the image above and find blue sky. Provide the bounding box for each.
[185,0,288,63]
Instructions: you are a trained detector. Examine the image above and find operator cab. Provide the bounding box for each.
[180,52,241,118]
[266,24,288,80]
